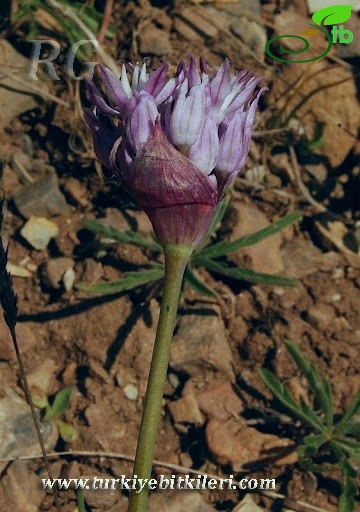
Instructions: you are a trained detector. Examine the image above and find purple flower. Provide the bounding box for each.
[84,56,267,248]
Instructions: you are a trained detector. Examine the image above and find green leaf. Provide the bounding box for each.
[184,266,215,297]
[339,459,357,512]
[77,267,165,294]
[312,5,354,26]
[51,387,72,417]
[200,211,302,259]
[194,257,298,286]
[31,386,49,409]
[56,418,79,443]
[332,437,360,455]
[335,389,360,432]
[284,340,333,426]
[81,219,162,251]
[299,397,326,432]
[260,369,325,431]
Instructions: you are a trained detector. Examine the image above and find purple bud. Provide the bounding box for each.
[125,122,217,247]
[126,92,158,155]
[84,56,267,248]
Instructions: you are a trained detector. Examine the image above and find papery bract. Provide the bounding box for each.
[85,56,267,248]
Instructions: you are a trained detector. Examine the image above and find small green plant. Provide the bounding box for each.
[14,0,115,59]
[78,201,301,295]
[32,386,79,443]
[260,340,360,512]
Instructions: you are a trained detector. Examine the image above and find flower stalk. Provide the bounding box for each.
[127,243,193,512]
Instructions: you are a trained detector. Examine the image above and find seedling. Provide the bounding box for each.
[31,386,78,443]
[261,340,360,512]
[78,205,301,295]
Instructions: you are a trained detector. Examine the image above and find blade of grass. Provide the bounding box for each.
[77,267,164,294]
[200,211,302,259]
[82,219,162,251]
[194,256,298,286]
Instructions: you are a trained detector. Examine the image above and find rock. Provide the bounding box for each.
[13,172,68,218]
[0,460,43,512]
[230,18,267,63]
[0,40,48,134]
[281,239,341,278]
[192,381,244,420]
[82,471,120,509]
[63,267,75,291]
[40,257,75,290]
[62,177,90,208]
[175,6,218,38]
[205,418,296,471]
[236,495,265,512]
[0,320,38,361]
[20,217,59,250]
[138,23,172,56]
[0,392,58,460]
[170,308,234,381]
[123,383,138,401]
[26,358,57,394]
[148,491,216,512]
[224,203,284,274]
[305,304,335,331]
[168,394,204,426]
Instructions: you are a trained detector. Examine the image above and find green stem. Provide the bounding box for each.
[127,243,192,512]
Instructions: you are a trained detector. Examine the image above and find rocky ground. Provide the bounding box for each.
[0,1,359,511]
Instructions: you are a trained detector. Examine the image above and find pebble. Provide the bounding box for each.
[0,460,43,512]
[205,417,296,471]
[123,383,139,401]
[168,394,204,426]
[13,172,68,218]
[26,357,57,394]
[0,392,58,461]
[63,267,75,291]
[170,307,234,381]
[224,203,284,274]
[230,18,267,63]
[138,23,172,56]
[62,177,90,208]
[305,304,335,331]
[20,216,59,250]
[40,257,75,290]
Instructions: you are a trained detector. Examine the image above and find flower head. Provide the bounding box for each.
[84,56,267,248]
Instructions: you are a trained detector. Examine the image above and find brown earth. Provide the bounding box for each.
[0,1,359,511]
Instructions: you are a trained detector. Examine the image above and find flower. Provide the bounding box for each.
[84,56,267,248]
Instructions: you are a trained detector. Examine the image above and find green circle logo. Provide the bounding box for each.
[265,24,333,63]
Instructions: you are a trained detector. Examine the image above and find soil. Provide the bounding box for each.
[0,1,359,512]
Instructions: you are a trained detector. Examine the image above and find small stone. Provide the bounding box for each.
[20,217,59,250]
[0,321,38,361]
[62,177,90,207]
[168,394,204,426]
[194,381,244,420]
[305,304,335,331]
[123,383,138,401]
[138,23,172,56]
[177,6,218,38]
[40,257,75,289]
[0,392,58,460]
[63,267,75,291]
[82,471,120,509]
[231,18,267,63]
[26,358,57,394]
[206,417,295,471]
[224,203,284,274]
[0,460,43,512]
[148,491,216,512]
[13,173,68,218]
[171,308,234,381]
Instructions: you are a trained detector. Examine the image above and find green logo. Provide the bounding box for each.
[265,5,354,63]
